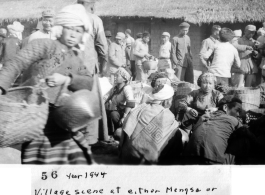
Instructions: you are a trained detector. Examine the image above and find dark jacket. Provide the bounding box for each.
[0,39,93,104]
[0,35,21,64]
[185,110,242,163]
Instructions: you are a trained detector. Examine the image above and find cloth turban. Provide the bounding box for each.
[116,67,131,81]
[258,28,265,35]
[0,28,7,38]
[151,84,174,101]
[54,4,90,32]
[233,30,242,37]
[7,21,24,33]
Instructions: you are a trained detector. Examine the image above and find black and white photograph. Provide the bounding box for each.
[0,0,264,194]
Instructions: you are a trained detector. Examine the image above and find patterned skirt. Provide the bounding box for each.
[21,107,92,165]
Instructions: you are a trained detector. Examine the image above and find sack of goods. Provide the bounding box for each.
[0,86,49,147]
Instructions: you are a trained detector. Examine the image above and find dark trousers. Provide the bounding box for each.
[130,60,136,80]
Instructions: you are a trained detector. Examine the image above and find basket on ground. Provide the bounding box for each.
[227,87,260,111]
[0,86,49,147]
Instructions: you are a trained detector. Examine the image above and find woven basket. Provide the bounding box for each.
[175,82,200,96]
[227,87,260,111]
[0,86,49,147]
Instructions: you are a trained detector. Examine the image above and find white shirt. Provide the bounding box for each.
[28,30,51,43]
[204,42,241,78]
[134,39,149,65]
[159,41,171,59]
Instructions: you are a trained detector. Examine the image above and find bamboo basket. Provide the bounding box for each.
[0,86,49,147]
[227,87,260,111]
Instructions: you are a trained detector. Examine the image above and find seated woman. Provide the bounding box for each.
[0,5,96,164]
[120,84,187,165]
[179,72,224,135]
[105,67,135,137]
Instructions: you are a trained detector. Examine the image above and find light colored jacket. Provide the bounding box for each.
[134,39,149,65]
[108,42,126,74]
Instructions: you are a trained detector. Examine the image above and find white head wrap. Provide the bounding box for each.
[233,30,242,37]
[51,4,91,42]
[7,21,24,40]
[258,27,265,36]
[151,84,174,101]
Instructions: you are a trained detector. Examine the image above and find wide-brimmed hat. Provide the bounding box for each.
[53,89,101,132]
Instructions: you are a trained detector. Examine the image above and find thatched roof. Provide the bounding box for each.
[0,0,75,22]
[0,0,265,24]
[96,0,265,24]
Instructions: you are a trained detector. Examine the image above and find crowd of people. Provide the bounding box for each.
[0,0,265,165]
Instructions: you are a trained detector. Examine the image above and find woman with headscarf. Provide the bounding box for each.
[105,67,135,136]
[0,4,95,164]
[0,21,24,65]
[120,84,187,165]
[178,72,224,135]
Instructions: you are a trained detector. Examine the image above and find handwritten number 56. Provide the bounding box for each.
[41,171,58,180]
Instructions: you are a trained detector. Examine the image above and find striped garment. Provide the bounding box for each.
[22,108,92,165]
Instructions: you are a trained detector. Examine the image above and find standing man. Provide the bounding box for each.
[199,25,221,72]
[125,29,135,46]
[232,25,259,87]
[28,10,54,42]
[77,0,109,143]
[130,32,143,80]
[105,30,112,47]
[203,28,241,86]
[171,22,194,83]
[157,32,172,72]
[134,31,151,82]
[108,32,126,84]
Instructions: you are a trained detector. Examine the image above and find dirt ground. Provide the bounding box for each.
[91,139,121,165]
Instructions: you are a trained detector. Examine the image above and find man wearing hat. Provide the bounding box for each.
[124,29,134,71]
[108,32,126,84]
[105,30,112,47]
[28,9,54,42]
[125,29,135,47]
[78,0,109,143]
[158,32,172,71]
[130,32,143,80]
[199,25,221,71]
[171,22,194,83]
[232,25,260,87]
[134,31,152,82]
